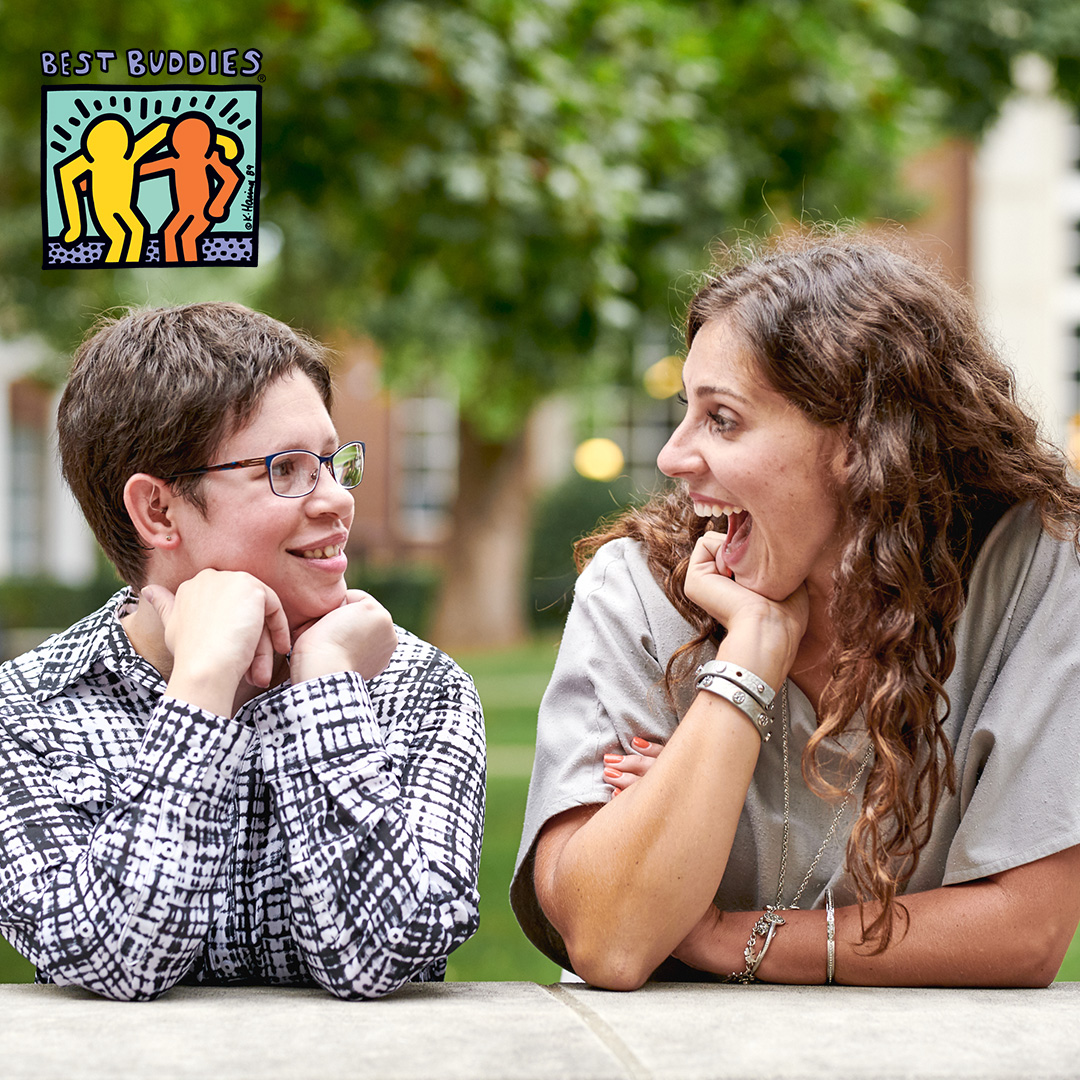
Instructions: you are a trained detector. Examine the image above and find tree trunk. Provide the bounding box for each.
[430,416,536,652]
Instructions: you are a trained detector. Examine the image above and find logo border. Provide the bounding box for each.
[40,82,262,270]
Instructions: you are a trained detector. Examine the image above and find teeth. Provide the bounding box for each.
[299,544,343,560]
[691,501,744,519]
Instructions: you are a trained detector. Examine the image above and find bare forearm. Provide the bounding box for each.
[539,623,795,989]
[677,848,1080,988]
[548,700,758,986]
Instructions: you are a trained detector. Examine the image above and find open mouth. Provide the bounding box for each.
[692,499,753,567]
[725,509,752,548]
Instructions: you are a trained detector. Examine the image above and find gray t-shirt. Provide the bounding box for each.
[511,504,1080,973]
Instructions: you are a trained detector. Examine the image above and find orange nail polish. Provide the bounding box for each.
[603,754,622,764]
[603,767,621,779]
[632,737,650,749]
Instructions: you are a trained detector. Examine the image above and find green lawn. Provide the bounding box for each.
[4,632,1079,985]
[1056,935,1080,982]
[444,635,561,983]
[0,936,32,982]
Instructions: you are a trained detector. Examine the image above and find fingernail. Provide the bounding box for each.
[603,754,622,764]
[603,767,621,779]
[631,737,650,750]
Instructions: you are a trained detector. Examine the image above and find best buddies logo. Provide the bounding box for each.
[40,50,262,269]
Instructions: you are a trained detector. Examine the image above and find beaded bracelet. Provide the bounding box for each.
[726,907,786,983]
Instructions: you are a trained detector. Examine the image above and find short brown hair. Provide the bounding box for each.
[58,302,334,588]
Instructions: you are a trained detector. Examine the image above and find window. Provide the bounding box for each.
[8,380,50,576]
[396,391,458,541]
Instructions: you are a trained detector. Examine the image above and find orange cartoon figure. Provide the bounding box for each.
[138,114,244,264]
[55,116,170,264]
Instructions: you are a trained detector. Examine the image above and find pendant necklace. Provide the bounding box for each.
[727,684,874,983]
[774,683,875,910]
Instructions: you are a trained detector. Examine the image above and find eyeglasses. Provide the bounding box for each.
[165,441,365,498]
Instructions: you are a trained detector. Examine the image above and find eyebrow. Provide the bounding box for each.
[688,383,752,406]
[261,435,339,457]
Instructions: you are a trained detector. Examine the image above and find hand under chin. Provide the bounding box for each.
[288,590,398,683]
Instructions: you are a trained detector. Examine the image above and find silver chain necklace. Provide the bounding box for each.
[773,684,874,910]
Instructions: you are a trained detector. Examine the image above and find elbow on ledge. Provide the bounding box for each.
[565,941,656,992]
[998,945,1065,990]
[995,917,1074,989]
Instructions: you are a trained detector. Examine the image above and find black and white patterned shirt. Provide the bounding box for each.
[0,591,485,1001]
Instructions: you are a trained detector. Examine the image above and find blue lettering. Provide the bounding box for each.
[38,44,263,78]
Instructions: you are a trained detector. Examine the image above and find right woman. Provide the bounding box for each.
[511,232,1080,989]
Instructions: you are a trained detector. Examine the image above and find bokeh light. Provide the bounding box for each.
[574,438,625,481]
[1068,413,1080,472]
[643,355,683,399]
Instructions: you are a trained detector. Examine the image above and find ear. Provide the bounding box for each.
[123,473,180,550]
[824,424,852,480]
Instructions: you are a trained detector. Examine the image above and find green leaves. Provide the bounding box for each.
[257,0,929,432]
[4,0,1079,428]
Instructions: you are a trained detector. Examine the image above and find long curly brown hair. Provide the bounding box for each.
[577,230,1080,950]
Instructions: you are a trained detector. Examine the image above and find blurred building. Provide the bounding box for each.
[0,345,95,583]
[970,55,1080,458]
[3,67,1079,582]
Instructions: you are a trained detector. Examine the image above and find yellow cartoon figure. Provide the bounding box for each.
[55,116,169,264]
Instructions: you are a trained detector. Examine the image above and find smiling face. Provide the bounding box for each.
[657,317,847,605]
[163,370,355,631]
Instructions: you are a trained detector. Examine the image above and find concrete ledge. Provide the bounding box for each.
[2,981,1078,1079]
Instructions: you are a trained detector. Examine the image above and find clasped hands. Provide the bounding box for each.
[141,568,398,718]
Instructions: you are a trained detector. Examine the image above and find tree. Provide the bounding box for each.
[3,0,1080,647]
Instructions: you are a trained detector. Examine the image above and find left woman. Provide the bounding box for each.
[0,302,485,1000]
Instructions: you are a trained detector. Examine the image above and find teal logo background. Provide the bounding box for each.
[42,85,260,268]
